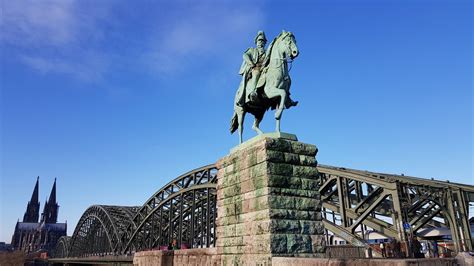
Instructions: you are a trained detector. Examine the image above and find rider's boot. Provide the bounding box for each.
[249,91,258,102]
[247,74,259,103]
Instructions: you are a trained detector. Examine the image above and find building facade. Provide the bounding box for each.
[11,178,66,254]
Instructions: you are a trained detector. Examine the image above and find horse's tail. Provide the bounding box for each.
[230,111,238,134]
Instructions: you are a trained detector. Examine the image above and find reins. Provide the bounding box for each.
[268,33,294,72]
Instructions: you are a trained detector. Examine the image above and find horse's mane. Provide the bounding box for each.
[264,31,292,67]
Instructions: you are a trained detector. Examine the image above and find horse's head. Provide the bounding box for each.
[278,31,299,60]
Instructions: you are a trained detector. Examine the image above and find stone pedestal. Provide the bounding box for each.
[216,133,326,265]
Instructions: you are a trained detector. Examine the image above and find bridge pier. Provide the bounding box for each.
[215,133,326,265]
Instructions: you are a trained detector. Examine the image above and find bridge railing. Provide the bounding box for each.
[325,245,367,258]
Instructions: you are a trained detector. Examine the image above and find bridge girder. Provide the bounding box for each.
[318,165,474,253]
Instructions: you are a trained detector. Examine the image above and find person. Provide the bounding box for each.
[380,242,386,258]
[432,241,439,258]
[393,239,401,258]
[389,239,396,258]
[427,241,433,258]
[412,237,422,258]
[171,239,179,250]
[235,31,268,107]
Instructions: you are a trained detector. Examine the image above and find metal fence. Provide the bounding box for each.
[326,245,367,258]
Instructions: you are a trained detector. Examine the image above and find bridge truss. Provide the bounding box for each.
[318,165,474,253]
[68,205,139,257]
[121,165,218,253]
[53,165,218,258]
[53,163,473,259]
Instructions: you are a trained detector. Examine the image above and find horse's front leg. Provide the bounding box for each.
[265,88,287,120]
[274,93,286,120]
[273,103,282,132]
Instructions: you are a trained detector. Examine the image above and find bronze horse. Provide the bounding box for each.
[230,31,299,143]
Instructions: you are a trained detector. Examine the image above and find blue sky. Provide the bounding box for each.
[0,0,472,242]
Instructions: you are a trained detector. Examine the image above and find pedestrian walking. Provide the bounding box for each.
[379,242,386,257]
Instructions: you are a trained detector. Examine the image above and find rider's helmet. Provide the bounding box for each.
[254,31,267,44]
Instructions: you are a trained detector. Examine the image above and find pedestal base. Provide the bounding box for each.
[216,134,326,265]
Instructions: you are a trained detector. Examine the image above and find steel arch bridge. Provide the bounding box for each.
[53,165,218,258]
[121,164,218,253]
[53,163,474,259]
[68,205,140,257]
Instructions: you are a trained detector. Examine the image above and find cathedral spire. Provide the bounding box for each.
[23,177,40,223]
[41,178,58,223]
[31,176,39,204]
[48,178,57,205]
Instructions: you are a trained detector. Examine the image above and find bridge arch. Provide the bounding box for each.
[122,164,218,253]
[52,236,71,258]
[68,205,139,257]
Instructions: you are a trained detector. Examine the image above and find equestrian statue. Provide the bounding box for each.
[230,30,300,143]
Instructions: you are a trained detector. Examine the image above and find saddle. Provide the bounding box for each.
[256,67,268,89]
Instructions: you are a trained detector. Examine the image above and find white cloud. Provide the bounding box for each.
[1,1,267,81]
[1,0,111,82]
[1,0,78,46]
[145,2,265,75]
[20,53,108,82]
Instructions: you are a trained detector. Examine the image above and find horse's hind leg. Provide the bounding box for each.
[237,107,245,144]
[252,110,264,135]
